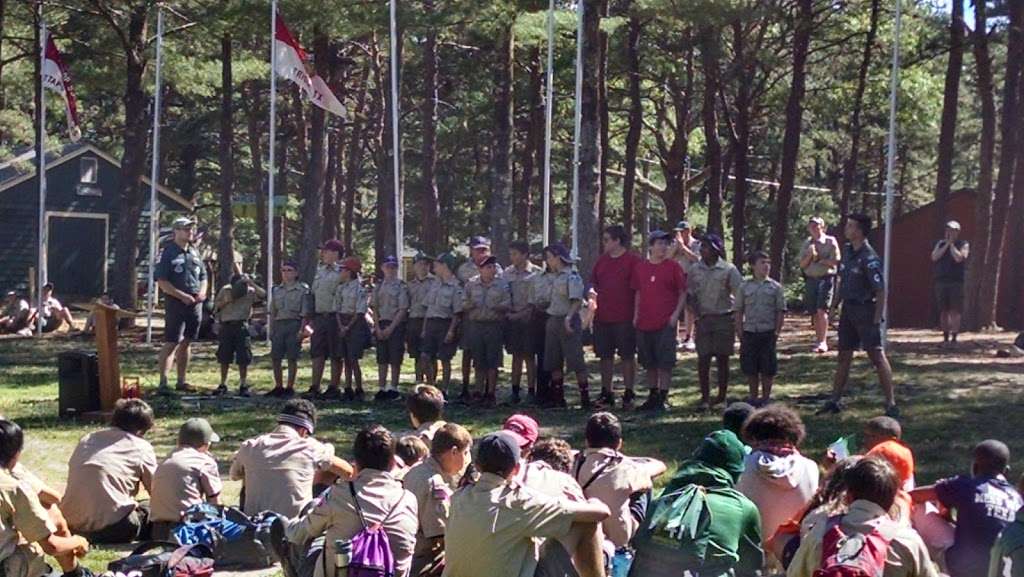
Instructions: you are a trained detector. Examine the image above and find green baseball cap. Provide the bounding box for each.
[178,418,219,447]
[434,252,459,271]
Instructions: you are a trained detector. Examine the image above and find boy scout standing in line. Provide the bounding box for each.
[421,253,464,394]
[457,237,501,394]
[266,260,309,398]
[213,274,266,397]
[529,252,558,406]
[305,239,346,400]
[407,254,437,383]
[735,251,786,405]
[463,255,512,407]
[542,243,593,409]
[372,255,410,402]
[335,257,371,401]
[503,241,541,404]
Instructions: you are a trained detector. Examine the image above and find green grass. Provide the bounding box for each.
[1,323,1022,573]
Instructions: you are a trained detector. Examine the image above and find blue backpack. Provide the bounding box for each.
[172,504,279,569]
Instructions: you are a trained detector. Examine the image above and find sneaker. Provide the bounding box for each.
[683,340,696,352]
[814,342,829,354]
[176,382,197,393]
[263,387,286,398]
[638,391,661,411]
[342,387,356,401]
[238,385,252,398]
[884,404,901,419]
[622,389,636,409]
[817,399,845,415]
[213,385,228,396]
[354,388,366,402]
[599,390,615,408]
[374,389,401,402]
[320,387,343,401]
[301,387,321,400]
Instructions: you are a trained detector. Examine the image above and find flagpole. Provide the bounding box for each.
[37,17,47,337]
[542,0,554,248]
[146,7,164,345]
[389,0,403,275]
[881,0,902,348]
[267,0,277,344]
[570,0,583,258]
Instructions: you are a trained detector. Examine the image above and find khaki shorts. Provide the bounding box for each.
[695,313,736,357]
[544,315,587,374]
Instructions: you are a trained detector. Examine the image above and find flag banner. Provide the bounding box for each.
[42,31,81,141]
[274,13,346,118]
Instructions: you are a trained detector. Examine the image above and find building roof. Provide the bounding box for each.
[0,141,193,210]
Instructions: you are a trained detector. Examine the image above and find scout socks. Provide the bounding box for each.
[579,384,592,410]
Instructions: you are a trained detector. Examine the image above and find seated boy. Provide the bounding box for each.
[394,435,429,473]
[911,440,1023,577]
[61,399,158,543]
[442,431,611,577]
[149,418,223,540]
[722,401,755,455]
[863,415,915,490]
[276,425,418,577]
[407,385,446,442]
[230,399,353,518]
[787,456,937,577]
[1,420,92,577]
[988,473,1024,577]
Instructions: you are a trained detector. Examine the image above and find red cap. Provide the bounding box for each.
[341,257,362,275]
[320,239,346,255]
[502,414,539,449]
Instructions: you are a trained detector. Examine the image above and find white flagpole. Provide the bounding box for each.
[542,0,555,247]
[267,0,277,343]
[37,18,47,337]
[146,7,164,345]
[570,0,583,258]
[881,0,902,347]
[390,0,403,275]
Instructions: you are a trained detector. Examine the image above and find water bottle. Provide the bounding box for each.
[334,539,353,577]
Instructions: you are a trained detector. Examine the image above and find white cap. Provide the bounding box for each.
[945,220,961,230]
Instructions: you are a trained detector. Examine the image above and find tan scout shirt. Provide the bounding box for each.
[334,278,368,316]
[442,472,577,577]
[0,468,55,564]
[529,270,556,311]
[404,457,460,545]
[216,285,264,322]
[463,277,511,322]
[286,469,418,577]
[688,258,743,317]
[271,281,309,321]
[415,421,446,443]
[671,236,702,274]
[62,428,157,533]
[503,263,541,314]
[799,234,840,278]
[408,275,438,319]
[424,278,464,320]
[573,448,652,549]
[457,260,504,284]
[787,500,938,577]
[545,269,585,317]
[736,277,786,333]
[372,278,410,322]
[311,264,344,314]
[229,425,336,518]
[150,447,223,523]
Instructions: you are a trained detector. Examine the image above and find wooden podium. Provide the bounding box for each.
[92,303,130,411]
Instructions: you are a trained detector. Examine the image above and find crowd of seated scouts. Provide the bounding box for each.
[2,386,1023,577]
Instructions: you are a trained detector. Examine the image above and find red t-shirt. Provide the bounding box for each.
[592,251,642,324]
[631,259,687,332]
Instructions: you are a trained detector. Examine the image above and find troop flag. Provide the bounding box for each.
[41,30,81,141]
[274,12,346,118]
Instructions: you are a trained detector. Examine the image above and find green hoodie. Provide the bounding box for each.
[989,506,1024,577]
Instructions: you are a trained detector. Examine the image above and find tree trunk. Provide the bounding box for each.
[699,26,724,237]
[768,0,813,280]
[298,33,330,282]
[729,20,752,265]
[963,0,996,329]
[597,0,610,238]
[343,58,371,250]
[577,0,602,279]
[1006,86,1024,328]
[517,49,543,242]
[490,24,515,262]
[323,132,340,241]
[839,0,880,223]
[420,1,442,254]
[217,34,236,287]
[622,12,643,242]
[934,0,966,234]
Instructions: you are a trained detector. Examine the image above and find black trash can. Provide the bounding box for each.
[58,351,100,417]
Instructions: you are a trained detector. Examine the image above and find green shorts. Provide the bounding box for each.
[695,313,735,357]
[421,318,458,362]
[470,321,505,370]
[543,315,587,374]
[375,319,407,365]
[271,318,303,361]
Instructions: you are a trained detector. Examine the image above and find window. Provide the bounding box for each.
[79,157,98,184]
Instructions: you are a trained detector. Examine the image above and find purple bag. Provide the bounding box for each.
[347,482,400,577]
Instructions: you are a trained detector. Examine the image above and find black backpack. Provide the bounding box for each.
[107,542,215,577]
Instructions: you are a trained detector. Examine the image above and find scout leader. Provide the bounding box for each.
[156,216,208,394]
[541,243,592,409]
[305,239,346,400]
[420,253,464,394]
[334,256,371,401]
[372,255,410,402]
[462,255,512,407]
[266,259,310,398]
[407,254,438,384]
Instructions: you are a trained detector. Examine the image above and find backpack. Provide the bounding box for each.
[172,503,280,569]
[342,481,402,577]
[106,542,215,577]
[813,515,893,577]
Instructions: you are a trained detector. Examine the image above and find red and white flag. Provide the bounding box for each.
[42,31,81,141]
[274,13,346,118]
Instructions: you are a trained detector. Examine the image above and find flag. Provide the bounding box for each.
[42,31,81,141]
[274,13,346,118]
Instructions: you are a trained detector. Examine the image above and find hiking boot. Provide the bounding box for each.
[319,387,343,401]
[638,391,661,411]
[818,399,845,415]
[885,404,901,419]
[264,387,286,398]
[238,385,252,398]
[213,385,228,396]
[301,387,321,400]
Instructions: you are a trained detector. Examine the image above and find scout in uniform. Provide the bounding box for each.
[276,425,418,577]
[825,213,899,418]
[267,260,310,398]
[403,423,473,575]
[462,255,511,406]
[230,399,353,518]
[502,241,541,404]
[407,254,438,383]
[149,418,222,541]
[529,257,557,405]
[61,399,158,544]
[155,216,208,394]
[687,233,743,409]
[213,273,266,397]
[931,219,969,346]
[799,216,841,353]
[0,420,91,577]
[541,243,592,409]
[372,255,410,402]
[669,220,701,351]
[333,257,370,400]
[420,253,463,393]
[305,239,346,400]
[456,237,501,394]
[406,384,447,443]
[735,251,786,405]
